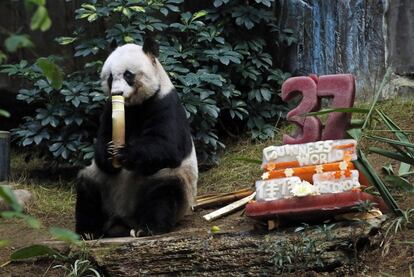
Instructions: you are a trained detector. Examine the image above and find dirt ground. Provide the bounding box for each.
[1,101,414,276]
[1,162,413,276]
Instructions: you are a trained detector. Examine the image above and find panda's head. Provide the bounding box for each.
[100,39,173,106]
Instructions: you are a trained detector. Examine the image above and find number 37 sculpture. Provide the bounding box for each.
[246,74,388,222]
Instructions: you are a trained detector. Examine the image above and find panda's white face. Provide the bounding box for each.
[101,44,172,105]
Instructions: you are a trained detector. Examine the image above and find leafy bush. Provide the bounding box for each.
[5,0,293,165]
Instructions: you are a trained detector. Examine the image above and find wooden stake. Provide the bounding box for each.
[267,219,280,231]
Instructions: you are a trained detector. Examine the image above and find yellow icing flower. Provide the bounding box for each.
[284,168,294,177]
[261,172,270,180]
[291,181,319,197]
[315,165,324,174]
[339,161,348,171]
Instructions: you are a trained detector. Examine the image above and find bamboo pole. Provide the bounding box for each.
[194,188,254,210]
[112,95,125,168]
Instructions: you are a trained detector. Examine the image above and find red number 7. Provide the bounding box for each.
[281,74,355,144]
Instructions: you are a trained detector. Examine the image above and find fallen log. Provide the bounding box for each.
[77,216,387,276]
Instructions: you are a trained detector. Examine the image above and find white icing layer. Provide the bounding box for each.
[255,177,302,202]
[313,170,360,194]
[262,139,357,168]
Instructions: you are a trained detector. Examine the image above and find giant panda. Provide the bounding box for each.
[75,39,198,238]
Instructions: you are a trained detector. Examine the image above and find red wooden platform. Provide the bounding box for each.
[245,191,388,222]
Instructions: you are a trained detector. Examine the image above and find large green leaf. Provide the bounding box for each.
[4,34,34,53]
[0,109,10,118]
[1,211,41,229]
[49,227,80,245]
[10,245,60,261]
[30,6,51,31]
[35,58,63,90]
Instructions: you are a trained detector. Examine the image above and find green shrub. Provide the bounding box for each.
[4,0,293,165]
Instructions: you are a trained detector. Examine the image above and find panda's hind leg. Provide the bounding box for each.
[75,176,107,240]
[137,177,185,236]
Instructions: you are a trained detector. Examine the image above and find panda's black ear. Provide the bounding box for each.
[108,39,118,53]
[143,37,159,57]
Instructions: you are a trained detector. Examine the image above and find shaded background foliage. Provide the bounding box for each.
[1,0,294,166]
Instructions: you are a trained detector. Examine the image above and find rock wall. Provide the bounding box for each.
[384,0,414,98]
[278,0,387,100]
[0,1,412,103]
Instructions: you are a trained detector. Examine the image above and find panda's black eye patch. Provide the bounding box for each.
[108,74,113,90]
[123,70,135,86]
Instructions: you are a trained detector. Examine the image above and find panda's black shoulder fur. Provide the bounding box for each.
[94,89,193,176]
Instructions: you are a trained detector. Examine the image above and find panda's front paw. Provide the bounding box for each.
[107,141,125,158]
[117,145,136,170]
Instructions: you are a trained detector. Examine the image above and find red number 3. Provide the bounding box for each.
[281,74,355,144]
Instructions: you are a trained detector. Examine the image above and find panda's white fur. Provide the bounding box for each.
[100,44,174,105]
[75,42,198,238]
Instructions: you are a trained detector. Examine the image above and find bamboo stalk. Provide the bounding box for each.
[194,189,254,210]
[112,95,125,168]
[196,188,252,201]
[203,192,256,221]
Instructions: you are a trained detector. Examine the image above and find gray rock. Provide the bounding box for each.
[0,189,33,211]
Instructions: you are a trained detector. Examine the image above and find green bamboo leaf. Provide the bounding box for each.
[399,171,414,177]
[376,109,414,174]
[369,147,414,165]
[361,67,393,131]
[398,163,411,176]
[376,110,411,142]
[382,163,394,175]
[347,128,362,141]
[390,143,414,163]
[367,135,414,149]
[10,245,59,261]
[355,149,402,216]
[350,119,364,127]
[384,175,414,193]
[304,107,369,116]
